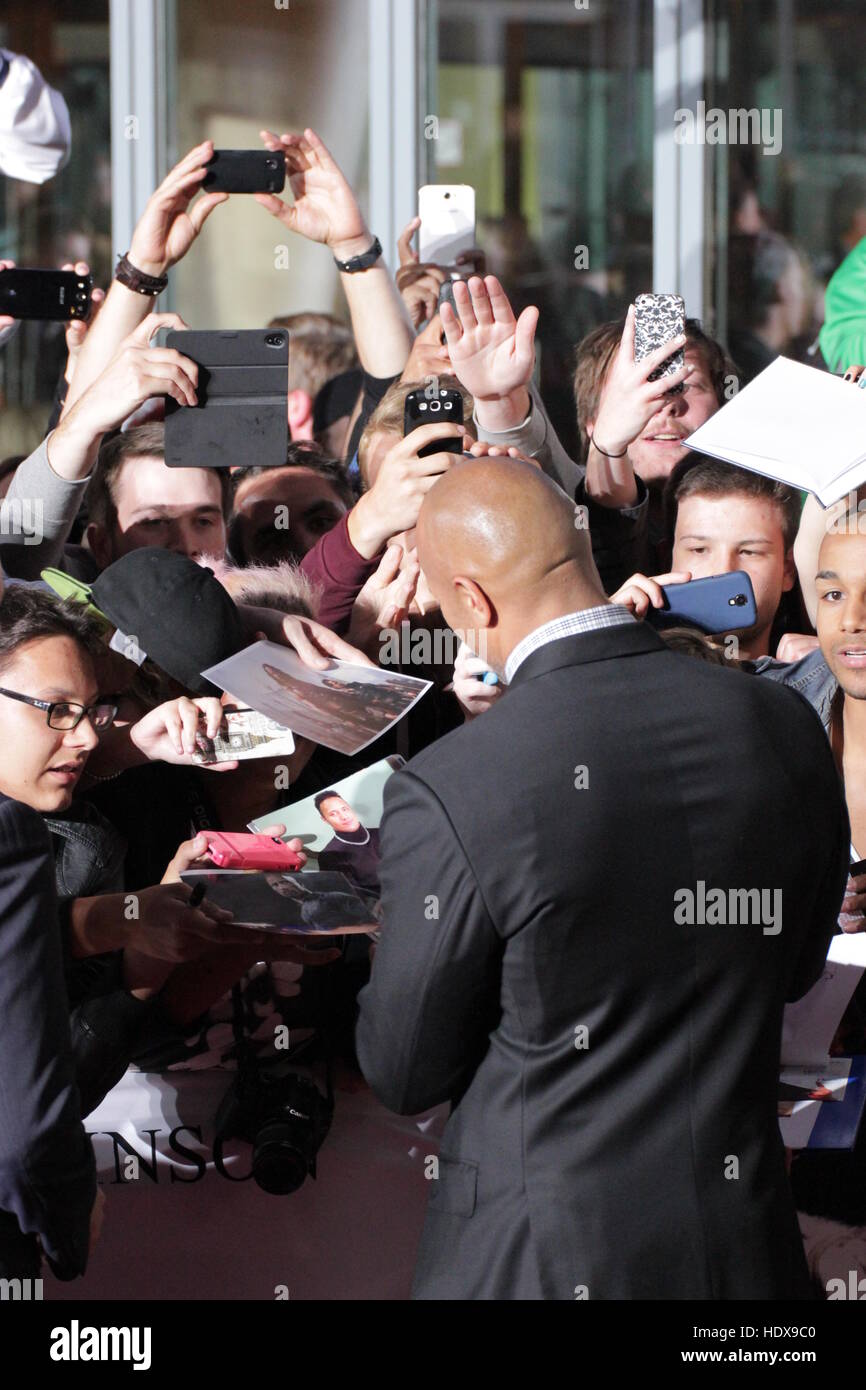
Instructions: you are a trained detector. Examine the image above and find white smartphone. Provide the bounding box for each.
[418,184,476,267]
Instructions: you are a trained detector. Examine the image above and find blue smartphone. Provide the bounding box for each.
[645,571,757,635]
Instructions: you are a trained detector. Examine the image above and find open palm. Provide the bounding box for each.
[255,127,367,249]
[441,276,538,399]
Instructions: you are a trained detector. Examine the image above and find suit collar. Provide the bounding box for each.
[507,620,667,689]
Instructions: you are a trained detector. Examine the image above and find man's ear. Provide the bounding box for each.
[781,545,797,593]
[453,575,495,628]
[85,521,112,572]
[288,390,314,441]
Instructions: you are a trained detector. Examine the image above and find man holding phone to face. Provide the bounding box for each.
[609,454,801,660]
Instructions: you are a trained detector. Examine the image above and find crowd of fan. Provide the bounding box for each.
[1,120,866,1295]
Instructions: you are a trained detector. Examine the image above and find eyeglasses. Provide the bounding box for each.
[0,687,119,731]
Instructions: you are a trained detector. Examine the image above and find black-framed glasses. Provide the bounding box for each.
[0,687,119,732]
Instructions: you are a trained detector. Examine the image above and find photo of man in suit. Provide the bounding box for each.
[356,455,849,1301]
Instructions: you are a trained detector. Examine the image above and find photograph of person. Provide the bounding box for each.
[248,756,404,905]
[314,789,381,896]
[179,869,376,934]
[204,641,430,754]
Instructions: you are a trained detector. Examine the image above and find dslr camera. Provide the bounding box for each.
[214,1058,333,1195]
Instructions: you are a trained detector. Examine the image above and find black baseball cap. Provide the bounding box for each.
[89,548,246,695]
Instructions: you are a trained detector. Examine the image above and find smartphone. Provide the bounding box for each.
[403,386,464,458]
[418,185,476,267]
[0,268,92,322]
[202,150,285,194]
[437,279,460,316]
[645,571,757,635]
[163,328,288,468]
[634,292,685,392]
[201,832,305,872]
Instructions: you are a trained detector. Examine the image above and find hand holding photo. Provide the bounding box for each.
[192,707,295,764]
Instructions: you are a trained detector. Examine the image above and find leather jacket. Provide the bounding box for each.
[46,802,157,1116]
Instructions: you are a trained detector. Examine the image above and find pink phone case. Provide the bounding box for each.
[203,832,304,871]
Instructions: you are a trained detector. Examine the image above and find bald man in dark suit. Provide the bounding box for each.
[356,457,848,1300]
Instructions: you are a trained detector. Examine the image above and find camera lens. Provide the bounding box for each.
[265,334,284,347]
[430,400,441,411]
[253,1121,307,1195]
[729,594,747,606]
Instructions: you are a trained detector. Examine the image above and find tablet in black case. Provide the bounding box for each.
[163,329,288,469]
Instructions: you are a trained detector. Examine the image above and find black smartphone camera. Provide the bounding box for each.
[0,268,93,322]
[203,150,286,195]
[403,386,464,457]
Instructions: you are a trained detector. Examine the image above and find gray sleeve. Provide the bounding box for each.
[0,434,91,579]
[473,379,585,499]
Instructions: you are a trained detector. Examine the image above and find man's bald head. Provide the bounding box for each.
[416,456,606,674]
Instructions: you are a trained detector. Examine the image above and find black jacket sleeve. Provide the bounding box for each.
[0,798,96,1277]
[574,474,651,595]
[355,770,502,1114]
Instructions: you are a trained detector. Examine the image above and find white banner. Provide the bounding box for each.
[47,1069,446,1301]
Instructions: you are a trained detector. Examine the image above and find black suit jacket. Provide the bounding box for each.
[356,623,850,1300]
[0,793,96,1277]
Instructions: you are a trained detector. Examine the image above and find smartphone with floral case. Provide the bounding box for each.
[634,292,685,393]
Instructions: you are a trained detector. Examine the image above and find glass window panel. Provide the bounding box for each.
[0,2,110,442]
[424,0,653,458]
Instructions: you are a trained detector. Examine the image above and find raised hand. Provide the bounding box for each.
[127,140,229,277]
[60,260,105,385]
[347,543,420,655]
[589,304,692,457]
[609,570,692,620]
[441,275,538,402]
[63,311,197,434]
[255,127,370,259]
[347,421,471,560]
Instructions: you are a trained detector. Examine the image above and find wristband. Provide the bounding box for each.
[592,438,628,459]
[114,253,168,297]
[333,236,382,274]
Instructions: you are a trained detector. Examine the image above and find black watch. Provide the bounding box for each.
[333,236,382,274]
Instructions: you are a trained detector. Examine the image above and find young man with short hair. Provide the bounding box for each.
[611,455,801,660]
[229,443,354,567]
[83,423,231,578]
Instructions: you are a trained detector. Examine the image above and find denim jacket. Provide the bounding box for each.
[752,647,838,736]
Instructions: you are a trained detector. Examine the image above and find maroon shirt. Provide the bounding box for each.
[300,513,380,634]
